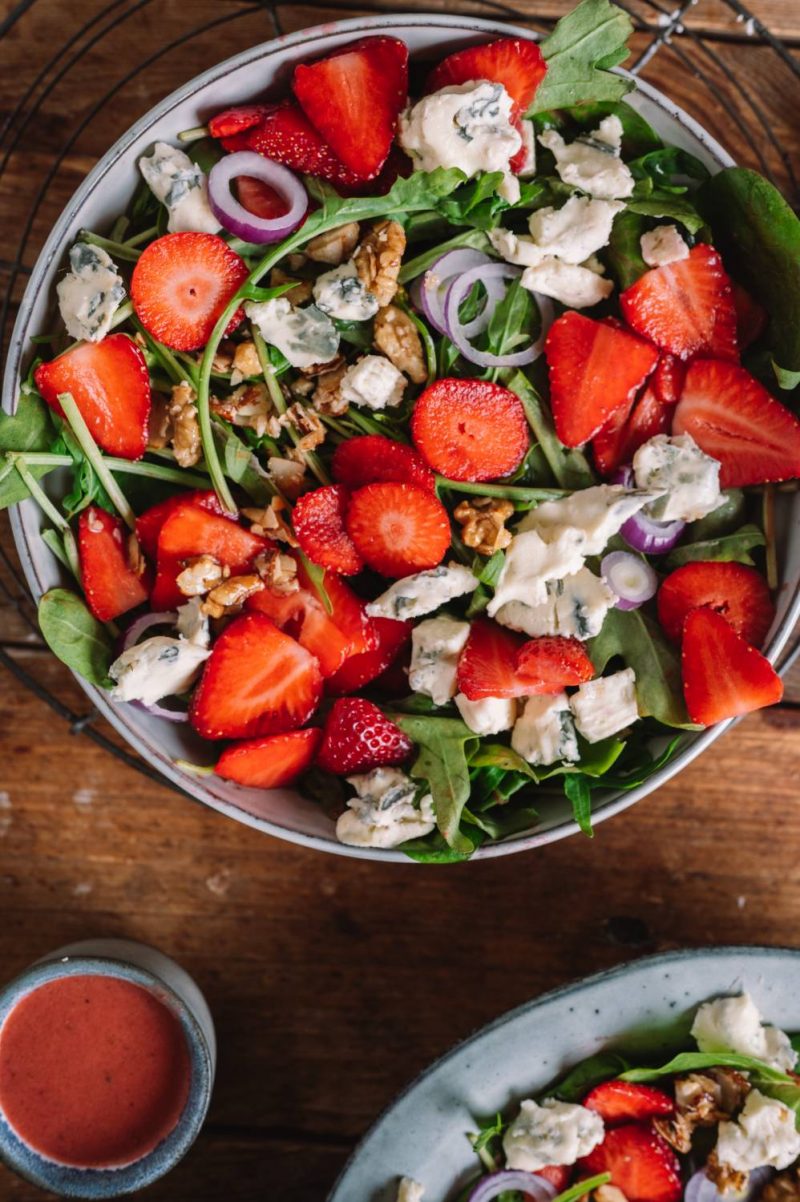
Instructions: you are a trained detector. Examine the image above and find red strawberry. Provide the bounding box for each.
[326,615,412,695]
[456,619,529,701]
[425,37,547,115]
[545,313,659,448]
[247,584,352,678]
[652,355,686,406]
[731,280,768,350]
[151,503,268,610]
[77,506,150,622]
[131,233,249,352]
[593,385,670,478]
[620,244,738,362]
[292,37,408,181]
[316,697,412,774]
[34,334,150,461]
[411,378,530,482]
[236,175,288,220]
[657,561,775,647]
[583,1081,674,1125]
[682,605,783,725]
[346,482,451,578]
[672,358,800,488]
[296,560,375,657]
[217,100,363,189]
[190,612,323,739]
[135,490,224,561]
[579,1124,682,1202]
[215,728,322,789]
[537,1166,572,1192]
[292,485,363,576]
[515,636,596,693]
[208,105,271,140]
[332,435,436,495]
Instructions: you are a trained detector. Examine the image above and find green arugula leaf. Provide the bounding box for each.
[0,457,50,509]
[554,1050,632,1101]
[304,167,467,236]
[666,523,765,568]
[532,0,634,113]
[211,423,272,505]
[38,588,114,687]
[0,390,56,453]
[437,172,511,231]
[606,210,649,289]
[564,773,593,836]
[400,830,482,864]
[589,608,696,729]
[554,1176,612,1202]
[630,146,710,189]
[392,715,478,855]
[399,227,491,284]
[485,278,538,359]
[503,370,596,490]
[774,362,800,392]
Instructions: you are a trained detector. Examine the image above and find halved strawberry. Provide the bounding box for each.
[215,728,322,789]
[583,1081,674,1125]
[236,175,288,221]
[682,605,783,725]
[411,378,530,482]
[247,584,352,678]
[34,334,151,461]
[672,358,800,488]
[332,435,436,495]
[515,636,596,693]
[316,697,412,774]
[135,490,224,561]
[151,503,268,610]
[190,612,323,739]
[209,105,271,140]
[77,506,150,622]
[292,485,363,576]
[537,1166,572,1192]
[345,482,451,578]
[579,1124,682,1202]
[424,37,547,116]
[593,385,670,478]
[292,37,408,181]
[620,244,738,363]
[545,312,659,448]
[216,100,363,189]
[296,560,375,658]
[651,355,686,406]
[731,280,768,350]
[456,619,529,701]
[325,615,413,695]
[657,561,775,647]
[130,233,249,352]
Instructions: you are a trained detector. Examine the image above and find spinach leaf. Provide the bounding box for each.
[401,830,482,864]
[666,523,765,568]
[564,774,593,836]
[685,489,747,541]
[598,733,684,790]
[589,608,696,729]
[0,457,50,509]
[504,370,596,490]
[554,1050,632,1101]
[630,146,710,190]
[304,167,467,238]
[607,210,648,289]
[626,195,705,235]
[534,100,662,157]
[38,588,114,686]
[399,227,491,284]
[0,390,56,452]
[392,715,478,855]
[485,278,537,359]
[437,173,511,231]
[531,0,634,112]
[622,1050,792,1084]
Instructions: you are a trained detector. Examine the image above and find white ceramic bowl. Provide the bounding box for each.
[5,14,800,860]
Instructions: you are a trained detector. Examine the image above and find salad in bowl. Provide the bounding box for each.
[4,0,800,860]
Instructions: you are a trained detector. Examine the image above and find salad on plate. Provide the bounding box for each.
[5,0,800,859]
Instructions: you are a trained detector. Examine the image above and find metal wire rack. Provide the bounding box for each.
[0,0,798,791]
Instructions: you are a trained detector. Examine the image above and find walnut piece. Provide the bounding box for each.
[267,458,306,503]
[759,1167,800,1202]
[305,222,360,265]
[268,402,326,452]
[211,341,235,373]
[373,304,427,384]
[254,548,299,595]
[243,495,299,544]
[202,574,264,619]
[168,380,202,468]
[270,267,313,306]
[706,1150,750,1196]
[652,1111,694,1155]
[212,383,272,437]
[312,363,349,416]
[675,1070,749,1126]
[232,340,262,379]
[355,219,405,307]
[148,393,172,450]
[176,555,227,597]
[454,497,515,556]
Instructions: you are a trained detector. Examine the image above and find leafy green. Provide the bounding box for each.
[437,172,511,231]
[485,278,538,360]
[398,228,491,284]
[0,390,55,452]
[304,167,467,239]
[38,589,114,686]
[534,100,661,157]
[392,715,478,855]
[554,1176,612,1202]
[589,608,695,729]
[504,370,596,490]
[626,195,705,235]
[564,774,593,836]
[666,523,765,568]
[606,210,648,289]
[554,1050,632,1101]
[625,1051,800,1126]
[686,489,747,541]
[400,830,482,864]
[630,146,710,191]
[774,363,800,392]
[470,1112,506,1169]
[532,0,634,113]
[212,423,272,504]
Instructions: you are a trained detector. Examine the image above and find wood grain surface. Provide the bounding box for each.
[1,2,799,1199]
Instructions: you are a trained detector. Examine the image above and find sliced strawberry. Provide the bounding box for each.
[292,485,363,576]
[296,560,375,657]
[731,280,768,350]
[135,490,225,561]
[620,244,738,363]
[77,506,150,623]
[345,482,451,578]
[130,233,249,352]
[583,1081,674,1125]
[316,697,412,774]
[424,37,547,115]
[34,334,150,461]
[579,1124,682,1202]
[657,561,775,647]
[682,605,783,725]
[152,503,268,610]
[236,175,288,220]
[537,1167,572,1192]
[652,355,686,406]
[332,435,436,495]
[593,385,670,478]
[190,612,323,739]
[515,636,596,693]
[325,615,412,695]
[208,105,272,140]
[673,358,800,487]
[456,619,529,701]
[545,312,659,448]
[216,728,322,789]
[217,100,363,189]
[411,378,530,481]
[292,37,408,181]
[247,585,352,678]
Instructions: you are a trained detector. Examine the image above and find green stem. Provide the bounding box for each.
[435,476,567,502]
[177,126,209,144]
[132,318,194,387]
[13,459,69,531]
[12,451,209,489]
[78,229,142,263]
[58,392,136,529]
[251,326,331,488]
[125,225,158,248]
[109,300,134,330]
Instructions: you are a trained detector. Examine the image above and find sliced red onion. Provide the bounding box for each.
[414,248,493,336]
[611,466,634,488]
[468,1170,558,1202]
[131,698,189,723]
[208,151,307,244]
[122,611,178,651]
[445,264,554,368]
[685,1166,773,1202]
[602,550,658,610]
[620,510,686,556]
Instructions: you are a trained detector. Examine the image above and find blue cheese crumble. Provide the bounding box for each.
[244,297,340,370]
[313,261,379,322]
[641,224,689,267]
[409,617,470,706]
[139,142,218,234]
[109,636,210,707]
[339,355,406,411]
[454,693,517,736]
[336,768,435,849]
[519,484,663,556]
[503,1098,605,1171]
[512,693,579,766]
[716,1091,800,1172]
[633,434,723,523]
[367,563,478,621]
[691,993,797,1072]
[56,242,126,343]
[569,668,639,742]
[539,115,635,200]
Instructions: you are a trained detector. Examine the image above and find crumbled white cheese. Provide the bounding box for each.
[245,297,339,370]
[512,693,580,766]
[454,693,517,736]
[539,117,635,200]
[521,257,614,309]
[56,242,126,343]
[175,598,210,648]
[488,228,544,269]
[633,433,723,523]
[109,636,210,707]
[312,261,379,322]
[496,567,616,642]
[518,484,662,556]
[367,563,478,621]
[336,768,435,849]
[396,1179,425,1202]
[339,355,406,411]
[640,224,689,268]
[692,993,798,1073]
[517,119,537,178]
[503,1098,605,1172]
[528,196,625,265]
[409,616,470,706]
[139,142,218,234]
[716,1091,800,1172]
[495,597,560,639]
[570,668,639,742]
[486,529,586,616]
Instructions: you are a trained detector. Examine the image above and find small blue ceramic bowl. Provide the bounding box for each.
[0,939,216,1198]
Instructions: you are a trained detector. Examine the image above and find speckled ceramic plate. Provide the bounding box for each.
[328,946,800,1201]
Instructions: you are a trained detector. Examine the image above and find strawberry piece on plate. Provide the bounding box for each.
[325,615,412,695]
[682,605,783,725]
[583,1081,675,1125]
[593,385,670,478]
[672,358,800,488]
[346,482,451,578]
[456,619,530,701]
[151,503,268,610]
[131,232,249,352]
[515,636,596,693]
[236,174,289,220]
[78,506,150,622]
[190,612,323,740]
[34,334,151,461]
[316,697,412,774]
[580,1124,682,1202]
[657,561,774,647]
[292,37,408,180]
[216,100,363,189]
[651,354,686,406]
[537,1166,573,1192]
[215,728,322,789]
[411,378,530,482]
[620,244,738,362]
[425,37,547,115]
[296,562,376,658]
[332,435,436,495]
[134,490,224,561]
[208,105,271,139]
[247,584,353,678]
[292,485,364,576]
[731,280,768,350]
[545,312,659,448]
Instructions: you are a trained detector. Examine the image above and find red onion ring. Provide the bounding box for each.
[413,248,494,336]
[208,151,308,244]
[611,465,686,556]
[685,1166,773,1202]
[122,611,178,651]
[444,264,554,369]
[131,698,190,723]
[601,550,658,611]
[468,1170,558,1202]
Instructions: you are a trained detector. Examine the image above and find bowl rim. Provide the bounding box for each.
[6,11,800,862]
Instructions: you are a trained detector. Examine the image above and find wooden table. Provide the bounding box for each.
[1,2,799,1197]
